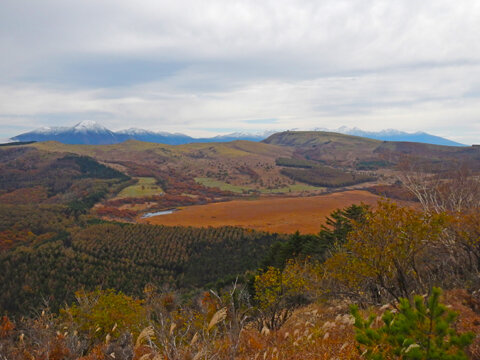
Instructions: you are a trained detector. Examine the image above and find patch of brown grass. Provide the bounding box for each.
[237,303,359,360]
[444,289,480,360]
[142,190,382,234]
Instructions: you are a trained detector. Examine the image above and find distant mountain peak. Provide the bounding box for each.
[10,122,274,145]
[75,120,99,127]
[117,128,153,135]
[10,121,463,147]
[73,120,109,133]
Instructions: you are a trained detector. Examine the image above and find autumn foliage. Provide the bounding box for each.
[1,160,480,358]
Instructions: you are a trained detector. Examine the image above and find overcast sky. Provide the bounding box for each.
[1,0,479,143]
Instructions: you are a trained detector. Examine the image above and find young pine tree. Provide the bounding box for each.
[351,287,474,360]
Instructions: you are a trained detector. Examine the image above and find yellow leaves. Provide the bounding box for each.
[254,267,283,311]
[323,251,372,290]
[254,260,311,312]
[323,200,451,299]
[64,288,147,342]
[452,211,480,248]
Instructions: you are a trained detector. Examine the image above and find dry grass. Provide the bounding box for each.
[234,289,480,360]
[236,303,359,360]
[141,190,382,233]
[208,308,228,331]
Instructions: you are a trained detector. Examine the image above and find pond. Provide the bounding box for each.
[141,209,177,219]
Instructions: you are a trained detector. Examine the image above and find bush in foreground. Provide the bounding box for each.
[351,287,474,360]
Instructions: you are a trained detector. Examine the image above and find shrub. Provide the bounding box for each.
[62,289,147,343]
[253,262,311,330]
[351,287,474,360]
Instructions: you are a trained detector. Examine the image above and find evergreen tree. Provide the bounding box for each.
[351,287,474,360]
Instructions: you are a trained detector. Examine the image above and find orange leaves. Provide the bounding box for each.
[78,344,107,360]
[0,229,36,252]
[0,316,14,338]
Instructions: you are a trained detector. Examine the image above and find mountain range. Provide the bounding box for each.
[9,121,273,145]
[7,120,466,146]
[327,126,466,147]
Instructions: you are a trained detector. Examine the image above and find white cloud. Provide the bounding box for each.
[0,0,479,143]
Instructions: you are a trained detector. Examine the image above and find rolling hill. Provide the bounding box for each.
[263,130,480,169]
[324,127,466,146]
[2,130,479,224]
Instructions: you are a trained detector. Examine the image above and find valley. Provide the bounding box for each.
[141,190,381,233]
[1,130,480,358]
[4,130,478,231]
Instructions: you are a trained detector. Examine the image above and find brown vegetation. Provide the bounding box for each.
[0,286,478,360]
[142,190,382,233]
[1,136,479,359]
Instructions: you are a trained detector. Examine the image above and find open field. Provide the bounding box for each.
[141,190,382,234]
[195,177,323,194]
[115,177,163,198]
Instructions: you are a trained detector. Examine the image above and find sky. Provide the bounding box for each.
[1,0,479,144]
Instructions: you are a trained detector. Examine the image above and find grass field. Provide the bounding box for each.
[195,177,323,194]
[116,177,163,198]
[141,190,382,234]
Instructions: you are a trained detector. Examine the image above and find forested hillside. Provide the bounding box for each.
[0,203,284,314]
[0,147,130,208]
[1,198,480,359]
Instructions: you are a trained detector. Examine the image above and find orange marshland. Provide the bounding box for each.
[141,190,383,234]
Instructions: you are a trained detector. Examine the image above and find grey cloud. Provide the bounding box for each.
[0,0,479,143]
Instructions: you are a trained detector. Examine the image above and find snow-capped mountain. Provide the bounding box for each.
[72,120,110,134]
[198,130,278,143]
[9,121,275,145]
[116,128,194,145]
[12,121,118,145]
[315,126,466,147]
[9,121,466,147]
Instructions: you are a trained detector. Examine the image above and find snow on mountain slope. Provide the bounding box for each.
[9,122,465,147]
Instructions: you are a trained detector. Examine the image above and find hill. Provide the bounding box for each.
[327,127,466,146]
[0,146,130,207]
[263,130,480,169]
[263,131,381,166]
[3,132,478,224]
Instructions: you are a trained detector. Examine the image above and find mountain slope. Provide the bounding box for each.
[320,127,466,146]
[116,128,195,145]
[12,121,119,145]
[11,121,466,147]
[11,121,273,145]
[263,131,381,165]
[263,130,479,168]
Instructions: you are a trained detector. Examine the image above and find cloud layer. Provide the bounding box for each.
[1,0,479,143]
